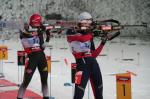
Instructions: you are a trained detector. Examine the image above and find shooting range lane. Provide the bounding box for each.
[0,79,42,99]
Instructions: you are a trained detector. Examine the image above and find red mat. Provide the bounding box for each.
[0,79,42,99]
[0,79,16,86]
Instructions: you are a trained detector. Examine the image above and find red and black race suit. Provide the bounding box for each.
[17,26,50,98]
[66,28,105,99]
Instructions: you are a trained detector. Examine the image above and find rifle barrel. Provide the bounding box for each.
[121,24,147,27]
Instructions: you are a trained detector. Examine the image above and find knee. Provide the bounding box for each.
[74,85,85,99]
[76,85,85,92]
[41,78,48,86]
[95,84,103,98]
[95,83,103,92]
[21,80,29,88]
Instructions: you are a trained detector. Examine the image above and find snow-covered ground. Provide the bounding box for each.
[1,37,150,99]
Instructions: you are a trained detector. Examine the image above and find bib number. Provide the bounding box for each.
[21,36,40,48]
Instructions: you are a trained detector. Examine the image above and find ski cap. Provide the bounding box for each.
[29,13,42,27]
[77,12,92,22]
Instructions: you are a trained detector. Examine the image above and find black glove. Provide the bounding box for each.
[107,32,120,41]
[101,34,108,44]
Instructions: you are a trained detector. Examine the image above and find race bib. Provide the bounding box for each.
[69,41,91,52]
[21,36,40,48]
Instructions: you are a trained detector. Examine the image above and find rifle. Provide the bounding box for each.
[20,23,56,35]
[92,19,147,40]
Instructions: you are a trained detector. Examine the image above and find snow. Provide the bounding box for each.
[0,0,150,36]
[0,0,150,98]
[1,37,150,99]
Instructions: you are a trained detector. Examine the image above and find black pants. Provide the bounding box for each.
[73,57,103,99]
[17,51,49,98]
